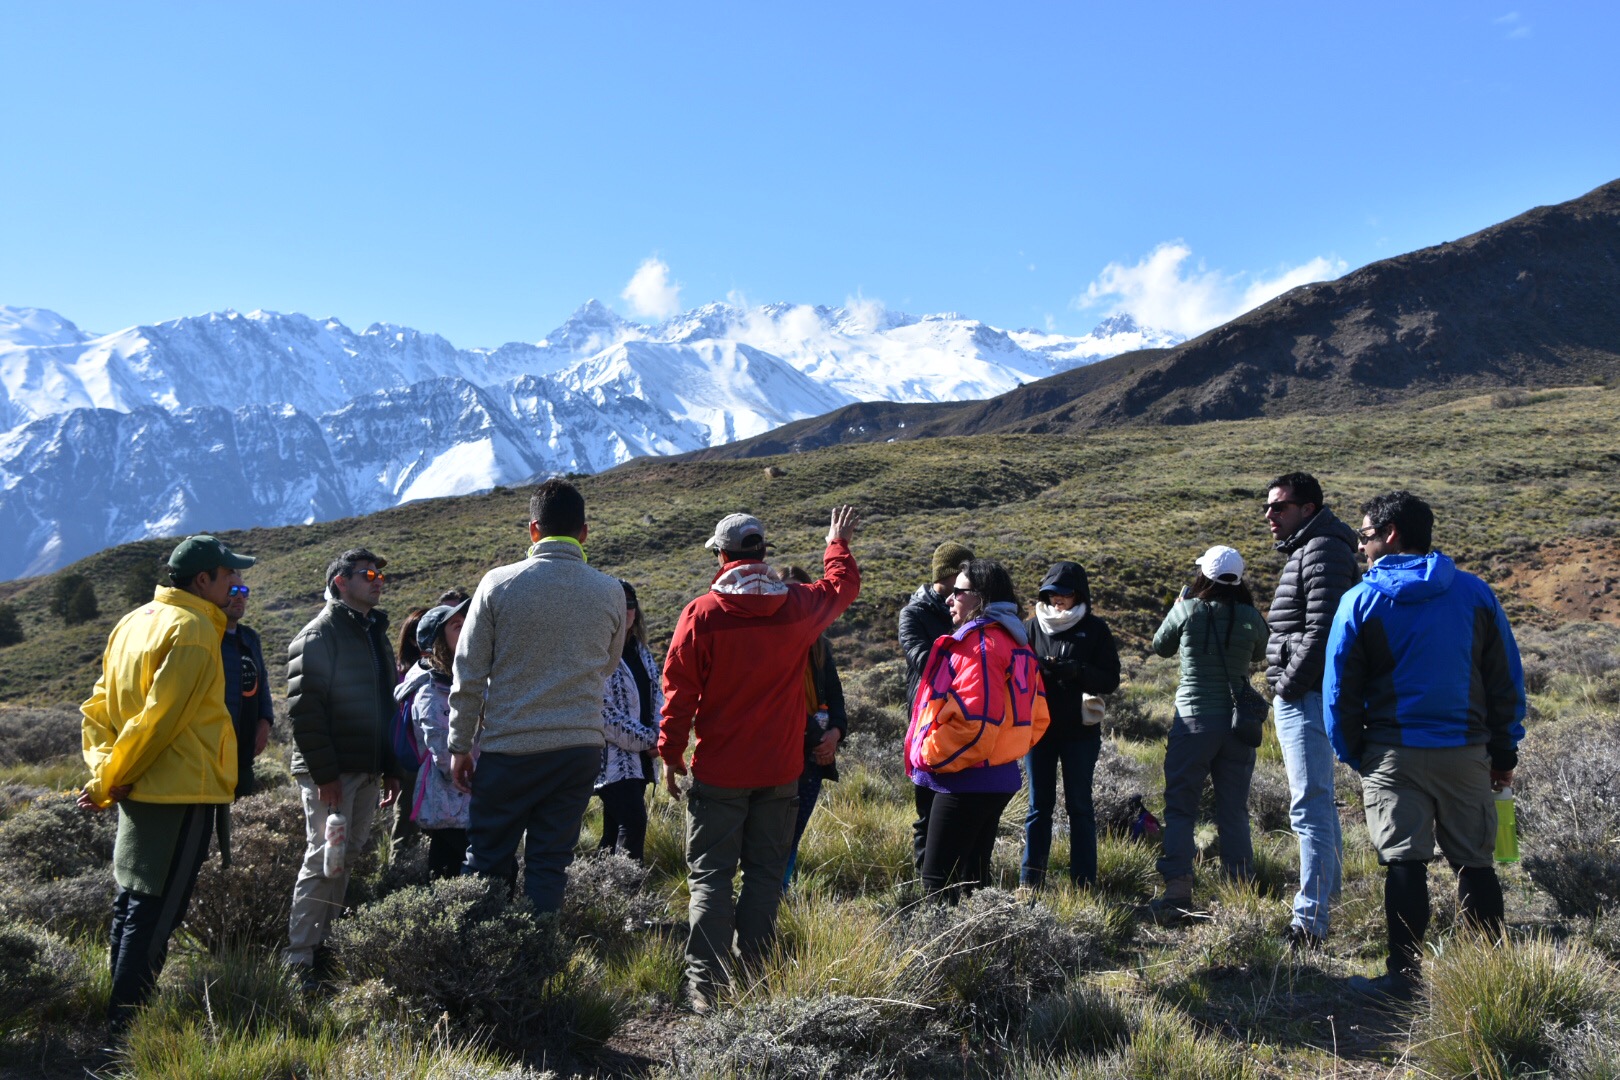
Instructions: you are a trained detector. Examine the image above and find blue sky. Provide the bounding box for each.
[3,2,1616,346]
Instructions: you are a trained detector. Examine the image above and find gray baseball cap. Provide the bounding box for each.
[704,513,767,552]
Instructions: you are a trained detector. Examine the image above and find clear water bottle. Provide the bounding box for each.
[1494,786,1518,864]
[323,811,348,878]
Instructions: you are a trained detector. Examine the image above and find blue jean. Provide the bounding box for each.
[464,746,598,914]
[1274,691,1343,937]
[1021,732,1101,886]
[782,768,825,890]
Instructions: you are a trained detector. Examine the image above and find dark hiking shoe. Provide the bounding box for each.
[1285,923,1325,952]
[1349,971,1418,1007]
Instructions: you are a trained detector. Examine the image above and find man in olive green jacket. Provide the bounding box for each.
[80,533,255,1033]
[284,547,402,983]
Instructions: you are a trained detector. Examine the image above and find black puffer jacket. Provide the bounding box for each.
[1265,507,1360,699]
[899,583,953,707]
[287,601,401,783]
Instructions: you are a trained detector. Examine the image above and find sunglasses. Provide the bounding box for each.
[950,586,978,598]
[353,569,386,583]
[1357,526,1384,542]
[1264,500,1300,515]
[227,584,251,598]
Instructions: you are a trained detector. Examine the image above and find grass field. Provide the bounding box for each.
[1,386,1618,1077]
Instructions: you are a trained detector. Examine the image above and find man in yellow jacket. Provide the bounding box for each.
[80,534,255,1035]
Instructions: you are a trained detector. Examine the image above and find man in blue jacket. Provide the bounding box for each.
[1324,491,1525,1005]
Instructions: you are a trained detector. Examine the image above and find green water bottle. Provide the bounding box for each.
[1494,786,1519,864]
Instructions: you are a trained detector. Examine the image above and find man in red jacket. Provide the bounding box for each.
[660,505,861,1011]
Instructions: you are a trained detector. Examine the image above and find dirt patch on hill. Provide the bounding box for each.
[1495,538,1620,625]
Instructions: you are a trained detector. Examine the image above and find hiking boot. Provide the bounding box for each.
[1348,971,1418,1007]
[1148,875,1195,924]
[1284,923,1325,952]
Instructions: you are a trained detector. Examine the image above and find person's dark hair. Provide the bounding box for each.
[1268,471,1323,512]
[529,479,585,537]
[721,536,767,563]
[437,588,469,606]
[961,558,1019,608]
[620,580,648,648]
[1187,571,1255,607]
[168,565,223,591]
[430,630,457,675]
[326,547,383,594]
[397,607,429,670]
[1361,490,1434,553]
[781,565,812,585]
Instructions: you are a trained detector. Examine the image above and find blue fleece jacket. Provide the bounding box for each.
[1324,550,1525,773]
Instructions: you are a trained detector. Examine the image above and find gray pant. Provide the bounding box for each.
[287,772,380,966]
[684,780,798,999]
[1157,713,1255,881]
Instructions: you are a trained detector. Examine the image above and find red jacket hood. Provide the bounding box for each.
[708,560,790,618]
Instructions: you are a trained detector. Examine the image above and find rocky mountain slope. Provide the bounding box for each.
[680,178,1620,461]
[0,301,1175,579]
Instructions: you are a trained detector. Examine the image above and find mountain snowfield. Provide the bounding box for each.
[0,301,1180,579]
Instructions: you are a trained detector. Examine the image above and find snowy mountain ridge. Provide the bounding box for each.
[0,300,1180,579]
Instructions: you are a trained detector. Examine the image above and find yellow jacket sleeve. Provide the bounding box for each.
[83,641,218,808]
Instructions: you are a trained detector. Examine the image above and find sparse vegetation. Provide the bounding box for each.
[1,387,1619,1075]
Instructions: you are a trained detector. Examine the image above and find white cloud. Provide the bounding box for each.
[620,257,682,319]
[1074,242,1346,337]
[841,292,887,333]
[1493,11,1530,37]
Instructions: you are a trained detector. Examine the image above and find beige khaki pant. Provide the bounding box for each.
[285,772,380,966]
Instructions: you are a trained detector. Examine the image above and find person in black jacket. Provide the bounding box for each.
[1264,472,1359,948]
[781,565,849,888]
[1019,562,1121,888]
[222,581,274,799]
[898,541,974,874]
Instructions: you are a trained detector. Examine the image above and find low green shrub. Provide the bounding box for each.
[0,704,82,765]
[0,924,86,1031]
[333,876,602,1053]
[668,993,943,1080]
[898,888,1101,1028]
[185,788,308,951]
[1107,1002,1254,1079]
[1516,717,1620,917]
[1550,1019,1620,1080]
[1023,982,1132,1056]
[1091,739,1156,832]
[1417,934,1617,1079]
[561,850,666,951]
[1,867,115,937]
[0,791,115,881]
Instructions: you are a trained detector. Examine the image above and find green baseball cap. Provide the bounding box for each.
[167,535,256,576]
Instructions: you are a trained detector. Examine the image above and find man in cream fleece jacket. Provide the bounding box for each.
[447,479,627,912]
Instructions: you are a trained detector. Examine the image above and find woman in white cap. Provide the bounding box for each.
[1147,545,1270,921]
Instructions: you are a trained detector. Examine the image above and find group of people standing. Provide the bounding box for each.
[76,467,1525,1033]
[890,472,1525,1009]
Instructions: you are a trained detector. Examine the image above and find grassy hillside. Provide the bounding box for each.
[2,384,1616,707]
[4,387,1620,1078]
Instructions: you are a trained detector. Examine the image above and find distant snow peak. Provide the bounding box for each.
[0,297,1183,578]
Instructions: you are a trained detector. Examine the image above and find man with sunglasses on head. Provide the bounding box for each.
[284,547,403,989]
[1263,471,1359,950]
[222,580,274,798]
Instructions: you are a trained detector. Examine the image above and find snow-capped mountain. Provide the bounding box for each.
[0,301,1179,578]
